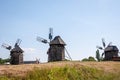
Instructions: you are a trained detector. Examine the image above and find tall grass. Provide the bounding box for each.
[0,62,120,80]
[0,65,119,80]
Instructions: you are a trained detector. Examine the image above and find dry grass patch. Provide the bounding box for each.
[0,61,120,80]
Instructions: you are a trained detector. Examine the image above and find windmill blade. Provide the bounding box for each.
[1,43,12,50]
[107,42,112,46]
[102,38,106,48]
[17,39,22,46]
[102,52,105,57]
[96,46,103,50]
[14,39,22,47]
[49,28,53,41]
[37,36,48,44]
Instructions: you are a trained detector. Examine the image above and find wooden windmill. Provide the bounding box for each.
[97,38,119,61]
[37,28,72,62]
[2,39,24,65]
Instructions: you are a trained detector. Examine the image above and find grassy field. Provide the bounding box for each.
[0,61,120,80]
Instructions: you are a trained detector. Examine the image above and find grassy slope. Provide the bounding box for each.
[0,61,120,80]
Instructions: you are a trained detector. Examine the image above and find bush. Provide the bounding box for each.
[82,56,96,61]
[0,58,10,64]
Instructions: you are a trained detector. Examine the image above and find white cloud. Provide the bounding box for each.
[22,48,37,53]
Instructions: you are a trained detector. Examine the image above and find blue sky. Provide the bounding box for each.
[0,0,120,62]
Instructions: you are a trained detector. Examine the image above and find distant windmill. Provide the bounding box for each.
[36,58,40,64]
[2,39,24,65]
[96,38,119,61]
[37,28,72,62]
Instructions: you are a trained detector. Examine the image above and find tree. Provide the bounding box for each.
[96,49,101,61]
[81,56,96,61]
[88,56,96,61]
[81,58,89,61]
[0,58,10,64]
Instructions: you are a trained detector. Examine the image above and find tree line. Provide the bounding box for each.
[0,58,10,64]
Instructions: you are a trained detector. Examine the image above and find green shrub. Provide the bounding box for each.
[81,56,96,61]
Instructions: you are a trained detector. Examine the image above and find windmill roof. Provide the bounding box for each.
[50,36,66,45]
[11,46,24,53]
[105,46,119,52]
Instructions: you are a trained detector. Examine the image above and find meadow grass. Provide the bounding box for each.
[0,61,120,80]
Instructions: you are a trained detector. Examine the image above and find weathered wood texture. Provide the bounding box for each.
[104,46,119,61]
[47,36,66,62]
[10,46,23,65]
